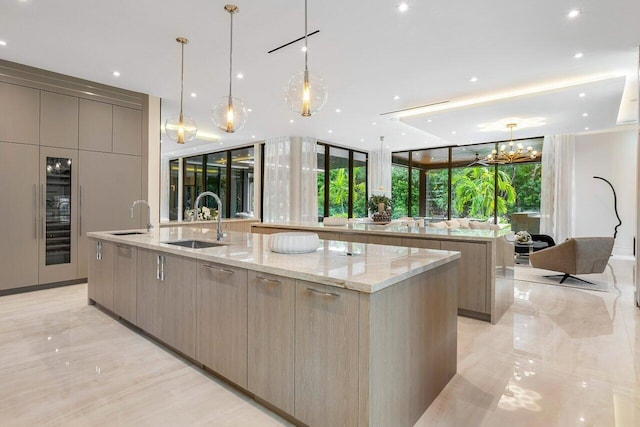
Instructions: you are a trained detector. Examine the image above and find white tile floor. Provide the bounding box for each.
[1,258,638,426]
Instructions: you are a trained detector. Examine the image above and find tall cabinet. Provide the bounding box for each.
[0,59,148,293]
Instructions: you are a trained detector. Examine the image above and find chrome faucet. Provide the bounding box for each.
[130,200,153,232]
[193,191,224,241]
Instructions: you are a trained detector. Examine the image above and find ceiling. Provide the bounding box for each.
[1,0,638,157]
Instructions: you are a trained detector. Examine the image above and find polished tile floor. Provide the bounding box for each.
[1,258,638,426]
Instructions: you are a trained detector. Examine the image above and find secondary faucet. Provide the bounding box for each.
[130,200,153,232]
[193,191,224,241]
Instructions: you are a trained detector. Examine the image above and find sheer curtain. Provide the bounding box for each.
[540,134,575,242]
[263,136,318,223]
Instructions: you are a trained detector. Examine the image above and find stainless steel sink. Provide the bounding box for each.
[163,240,226,249]
[110,231,146,236]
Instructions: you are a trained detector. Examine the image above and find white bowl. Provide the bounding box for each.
[323,217,348,226]
[269,232,320,254]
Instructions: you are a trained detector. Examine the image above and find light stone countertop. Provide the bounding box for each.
[256,221,513,242]
[159,218,259,227]
[87,227,460,294]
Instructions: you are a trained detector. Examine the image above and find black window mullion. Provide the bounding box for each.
[225,151,232,219]
[348,151,354,218]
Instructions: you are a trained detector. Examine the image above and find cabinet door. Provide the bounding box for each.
[196,262,248,388]
[87,240,114,310]
[295,282,359,427]
[136,249,196,358]
[113,244,137,323]
[77,151,141,278]
[0,82,39,145]
[39,146,78,284]
[40,91,78,149]
[247,271,294,413]
[79,99,112,152]
[113,106,142,155]
[441,240,488,313]
[0,142,39,290]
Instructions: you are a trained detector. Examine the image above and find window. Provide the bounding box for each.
[169,145,255,220]
[317,143,368,219]
[392,138,543,225]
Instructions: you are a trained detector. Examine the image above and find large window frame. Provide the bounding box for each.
[392,137,542,224]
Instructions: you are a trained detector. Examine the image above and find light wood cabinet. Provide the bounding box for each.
[196,262,248,388]
[136,249,197,358]
[294,281,359,427]
[402,237,441,249]
[77,151,142,278]
[0,82,39,145]
[113,105,142,155]
[40,91,78,149]
[247,271,295,413]
[79,99,112,152]
[113,244,137,323]
[0,142,40,290]
[441,240,488,313]
[87,240,114,310]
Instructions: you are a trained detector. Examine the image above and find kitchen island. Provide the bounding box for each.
[253,221,514,324]
[87,227,459,427]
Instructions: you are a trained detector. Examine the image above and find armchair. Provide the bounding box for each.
[529,237,614,285]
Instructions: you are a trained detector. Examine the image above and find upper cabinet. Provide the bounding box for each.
[40,91,78,149]
[113,106,142,156]
[79,99,112,152]
[0,82,40,145]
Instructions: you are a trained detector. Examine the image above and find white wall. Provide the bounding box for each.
[573,128,637,256]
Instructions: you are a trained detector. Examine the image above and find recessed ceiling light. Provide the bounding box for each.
[401,132,406,136]
[451,131,456,135]
[398,3,409,12]
[112,71,120,77]
[469,76,478,83]
[193,148,197,151]
[386,145,390,149]
[190,92,197,97]
[328,130,333,133]
[335,108,341,113]
[584,127,589,130]
[289,119,294,123]
[574,52,584,59]
[582,112,588,117]
[236,73,244,79]
[301,46,307,52]
[360,138,364,142]
[372,122,377,126]
[393,95,400,100]
[568,9,580,18]
[251,135,256,139]
[0,40,6,46]
[579,92,586,97]
[427,119,432,123]
[247,108,252,112]
[219,142,223,145]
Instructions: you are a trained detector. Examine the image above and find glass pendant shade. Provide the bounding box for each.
[211,95,247,133]
[164,114,197,144]
[284,70,328,116]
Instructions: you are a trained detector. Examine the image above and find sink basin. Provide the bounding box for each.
[110,231,146,236]
[163,240,226,249]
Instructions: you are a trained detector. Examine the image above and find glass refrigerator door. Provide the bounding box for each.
[44,157,72,265]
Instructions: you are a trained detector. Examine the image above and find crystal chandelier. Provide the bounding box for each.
[486,123,539,164]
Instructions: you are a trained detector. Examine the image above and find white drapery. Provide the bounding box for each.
[540,134,575,243]
[263,136,318,223]
[368,141,391,198]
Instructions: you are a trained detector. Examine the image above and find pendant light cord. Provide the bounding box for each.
[304,0,308,72]
[179,41,184,118]
[228,10,234,98]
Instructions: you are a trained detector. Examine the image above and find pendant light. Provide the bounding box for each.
[165,37,197,144]
[212,4,247,133]
[284,0,328,116]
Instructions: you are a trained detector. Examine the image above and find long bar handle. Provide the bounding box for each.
[307,287,340,298]
[96,241,102,261]
[202,264,234,275]
[257,276,281,285]
[33,184,37,239]
[156,255,166,281]
[40,183,45,238]
[79,185,82,236]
